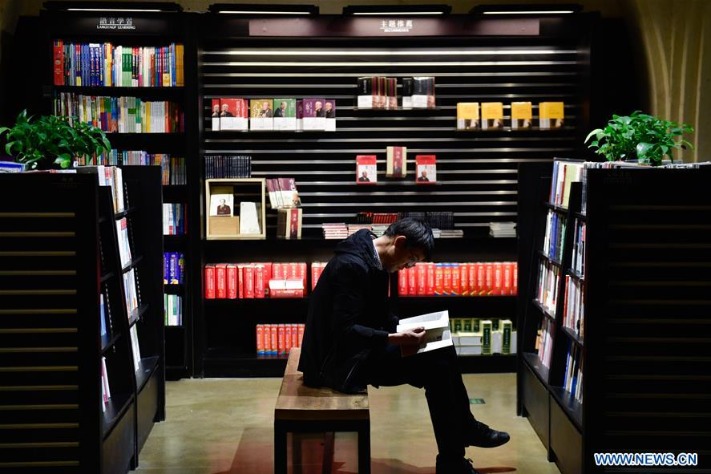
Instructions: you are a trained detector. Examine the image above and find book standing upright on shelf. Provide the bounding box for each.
[511,101,533,129]
[456,102,480,130]
[219,98,249,131]
[415,155,437,183]
[411,76,435,109]
[357,76,373,108]
[302,98,326,130]
[386,146,407,178]
[250,98,274,130]
[324,99,337,131]
[481,102,504,129]
[356,155,377,184]
[239,201,261,235]
[209,193,234,217]
[211,98,221,130]
[272,98,297,131]
[539,101,565,129]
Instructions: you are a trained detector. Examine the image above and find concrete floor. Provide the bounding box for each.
[130,373,560,474]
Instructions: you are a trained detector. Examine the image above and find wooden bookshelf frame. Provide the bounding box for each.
[205,178,266,240]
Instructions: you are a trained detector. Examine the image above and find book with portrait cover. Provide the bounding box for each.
[211,98,221,131]
[481,102,504,129]
[456,102,480,130]
[511,101,533,129]
[355,155,377,184]
[210,193,234,217]
[386,146,407,178]
[250,98,274,130]
[324,99,337,131]
[219,97,248,131]
[302,98,326,130]
[539,101,565,129]
[273,98,297,131]
[415,155,437,184]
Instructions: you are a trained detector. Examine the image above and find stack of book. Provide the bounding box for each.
[322,223,348,240]
[489,222,516,238]
[433,228,464,239]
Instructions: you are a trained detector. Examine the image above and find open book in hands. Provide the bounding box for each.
[396,310,452,356]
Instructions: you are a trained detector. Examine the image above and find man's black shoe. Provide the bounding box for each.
[436,456,480,474]
[466,421,510,448]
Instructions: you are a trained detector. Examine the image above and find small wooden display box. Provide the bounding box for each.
[205,178,266,240]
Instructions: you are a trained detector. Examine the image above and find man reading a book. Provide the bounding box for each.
[299,217,510,474]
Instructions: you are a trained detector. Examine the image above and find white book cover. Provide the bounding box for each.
[239,201,261,235]
[396,310,453,356]
[129,325,141,371]
[115,218,132,268]
[123,268,139,317]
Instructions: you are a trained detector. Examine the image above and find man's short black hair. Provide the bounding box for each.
[384,217,435,260]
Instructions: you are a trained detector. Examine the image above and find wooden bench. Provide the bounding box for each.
[274,347,370,474]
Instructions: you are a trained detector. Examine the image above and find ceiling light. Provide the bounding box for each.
[208,3,319,15]
[470,4,582,15]
[43,1,183,12]
[343,5,452,16]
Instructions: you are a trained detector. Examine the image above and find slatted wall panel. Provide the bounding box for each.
[199,18,592,237]
[0,176,98,472]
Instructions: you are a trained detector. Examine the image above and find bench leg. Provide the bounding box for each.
[321,432,335,474]
[274,422,287,474]
[358,423,371,474]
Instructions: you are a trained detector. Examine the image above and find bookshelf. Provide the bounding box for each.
[193,12,596,377]
[40,8,199,380]
[517,160,711,473]
[0,166,164,473]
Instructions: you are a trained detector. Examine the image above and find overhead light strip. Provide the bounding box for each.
[212,49,566,56]
[217,10,314,15]
[482,10,577,15]
[67,8,162,12]
[351,11,448,16]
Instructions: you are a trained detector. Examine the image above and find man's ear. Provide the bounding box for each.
[393,235,408,249]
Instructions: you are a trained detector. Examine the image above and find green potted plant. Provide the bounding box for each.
[0,109,111,170]
[584,111,694,166]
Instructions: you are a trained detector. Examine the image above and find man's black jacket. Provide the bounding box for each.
[298,229,397,393]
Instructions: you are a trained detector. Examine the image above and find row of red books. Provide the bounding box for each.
[256,323,305,356]
[397,261,518,296]
[204,262,330,299]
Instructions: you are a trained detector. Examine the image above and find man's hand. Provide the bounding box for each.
[388,326,426,356]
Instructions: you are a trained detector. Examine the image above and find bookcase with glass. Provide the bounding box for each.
[41,6,195,380]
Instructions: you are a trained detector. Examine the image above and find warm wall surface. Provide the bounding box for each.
[628,0,711,162]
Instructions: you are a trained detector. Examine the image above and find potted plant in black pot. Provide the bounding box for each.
[584,111,694,166]
[0,110,111,170]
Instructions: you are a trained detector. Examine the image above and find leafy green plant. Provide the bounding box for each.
[584,111,694,166]
[0,110,111,169]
